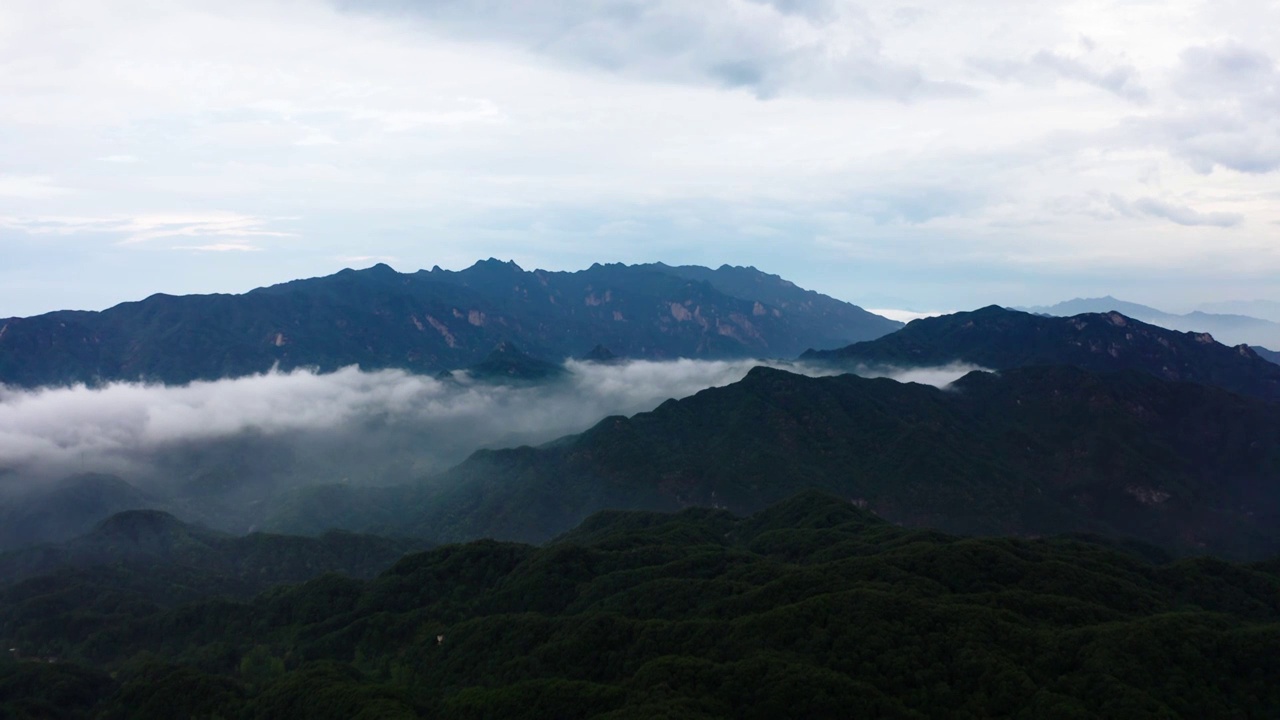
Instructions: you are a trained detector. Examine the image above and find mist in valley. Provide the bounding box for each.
[0,359,983,544]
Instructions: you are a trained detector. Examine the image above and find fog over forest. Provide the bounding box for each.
[0,359,982,498]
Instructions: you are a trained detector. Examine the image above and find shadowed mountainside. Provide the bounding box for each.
[265,364,1280,560]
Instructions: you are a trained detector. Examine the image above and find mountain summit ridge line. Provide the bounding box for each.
[0,260,900,388]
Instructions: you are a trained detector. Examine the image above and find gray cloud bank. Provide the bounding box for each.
[342,0,965,100]
[0,359,980,494]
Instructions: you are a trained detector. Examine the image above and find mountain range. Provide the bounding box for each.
[3,262,1280,717]
[5,302,1280,561]
[0,261,899,388]
[1022,295,1280,351]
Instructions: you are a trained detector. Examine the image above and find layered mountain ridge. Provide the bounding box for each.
[257,361,1280,560]
[6,304,1279,561]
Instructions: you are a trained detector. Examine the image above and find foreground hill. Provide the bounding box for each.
[270,364,1280,560]
[1,493,1276,719]
[0,261,898,387]
[802,305,1280,402]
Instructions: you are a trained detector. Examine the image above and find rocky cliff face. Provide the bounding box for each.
[0,260,899,388]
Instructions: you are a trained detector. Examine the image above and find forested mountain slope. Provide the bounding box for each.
[266,365,1280,560]
[2,493,1276,719]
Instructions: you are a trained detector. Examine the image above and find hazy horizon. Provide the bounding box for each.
[1,258,1275,322]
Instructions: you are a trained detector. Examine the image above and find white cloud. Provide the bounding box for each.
[866,308,947,323]
[0,359,972,486]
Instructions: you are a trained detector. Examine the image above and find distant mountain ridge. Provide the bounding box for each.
[0,508,426,594]
[1197,298,1280,323]
[802,305,1280,402]
[0,474,157,551]
[1023,295,1280,348]
[0,260,900,388]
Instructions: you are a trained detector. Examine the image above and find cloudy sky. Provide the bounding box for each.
[2,0,1277,318]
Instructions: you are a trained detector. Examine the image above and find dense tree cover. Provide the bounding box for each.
[2,493,1277,718]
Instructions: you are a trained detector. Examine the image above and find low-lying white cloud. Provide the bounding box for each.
[0,359,977,491]
[866,308,948,323]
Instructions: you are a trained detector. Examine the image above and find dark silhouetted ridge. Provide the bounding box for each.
[579,344,618,363]
[463,341,567,383]
[802,305,1280,402]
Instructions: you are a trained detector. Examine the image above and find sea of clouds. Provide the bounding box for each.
[0,359,983,493]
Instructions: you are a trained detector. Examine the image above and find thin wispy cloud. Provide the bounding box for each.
[0,213,294,245]
[1127,197,1243,228]
[171,243,264,252]
[112,214,296,245]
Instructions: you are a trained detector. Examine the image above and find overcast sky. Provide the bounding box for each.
[2,0,1277,317]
